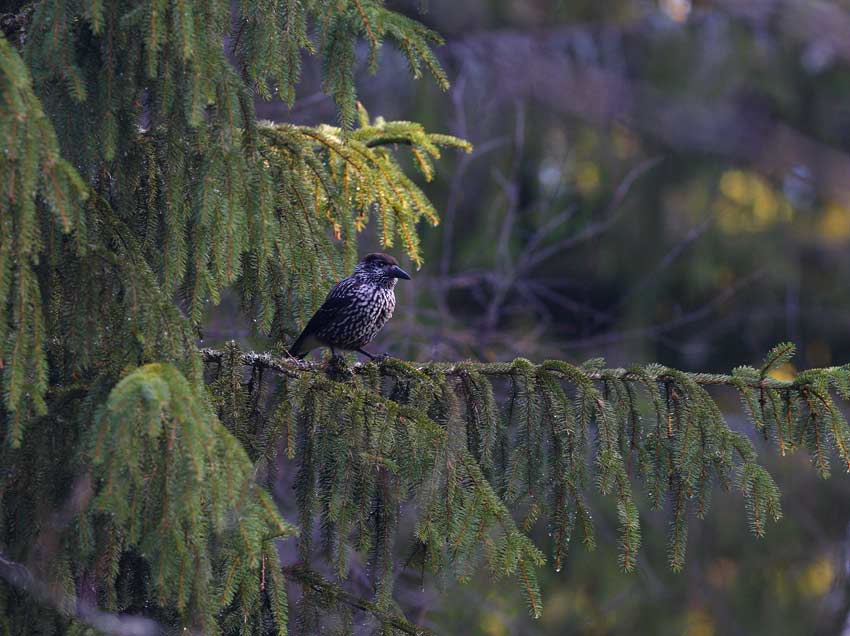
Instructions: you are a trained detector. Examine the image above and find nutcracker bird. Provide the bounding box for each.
[289,253,411,359]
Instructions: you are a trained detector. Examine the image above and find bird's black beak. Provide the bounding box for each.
[389,265,411,280]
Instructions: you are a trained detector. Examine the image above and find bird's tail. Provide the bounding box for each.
[288,330,319,359]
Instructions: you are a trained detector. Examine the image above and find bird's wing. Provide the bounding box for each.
[303,279,358,333]
[289,278,360,356]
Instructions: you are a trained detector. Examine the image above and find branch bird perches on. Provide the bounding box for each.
[199,341,850,622]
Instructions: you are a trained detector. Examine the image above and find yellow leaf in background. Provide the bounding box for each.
[818,202,850,243]
[719,170,750,204]
[716,199,747,234]
[481,612,508,636]
[576,162,600,194]
[751,180,779,225]
[798,556,834,598]
[717,170,793,233]
[684,607,714,636]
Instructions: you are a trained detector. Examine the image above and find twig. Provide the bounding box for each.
[518,156,662,272]
[559,269,766,349]
[283,565,437,636]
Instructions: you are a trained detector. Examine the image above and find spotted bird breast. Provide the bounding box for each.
[313,282,396,350]
[352,286,395,348]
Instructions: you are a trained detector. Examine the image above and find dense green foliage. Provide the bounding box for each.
[199,341,850,633]
[0,0,465,632]
[2,1,850,635]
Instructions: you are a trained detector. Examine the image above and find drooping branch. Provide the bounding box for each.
[200,341,850,621]
[0,552,163,636]
[282,566,438,636]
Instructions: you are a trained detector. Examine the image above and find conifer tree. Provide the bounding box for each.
[2,3,850,635]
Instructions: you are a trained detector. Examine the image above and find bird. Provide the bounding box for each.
[288,252,411,359]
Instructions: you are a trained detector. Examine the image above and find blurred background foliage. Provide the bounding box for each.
[203,0,850,633]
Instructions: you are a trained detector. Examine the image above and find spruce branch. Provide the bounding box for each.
[200,343,850,614]
[0,551,163,636]
[282,565,437,636]
[199,347,846,391]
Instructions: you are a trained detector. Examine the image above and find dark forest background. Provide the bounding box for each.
[196,1,850,634]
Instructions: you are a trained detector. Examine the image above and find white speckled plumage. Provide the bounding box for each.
[289,253,410,358]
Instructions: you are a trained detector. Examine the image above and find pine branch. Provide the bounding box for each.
[199,343,841,609]
[0,551,163,636]
[282,565,437,636]
[199,347,838,391]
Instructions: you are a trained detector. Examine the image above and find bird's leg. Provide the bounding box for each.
[357,348,390,361]
[330,346,338,359]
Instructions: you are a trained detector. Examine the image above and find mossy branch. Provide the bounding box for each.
[199,347,837,391]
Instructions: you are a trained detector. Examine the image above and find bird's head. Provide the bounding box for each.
[353,253,411,286]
